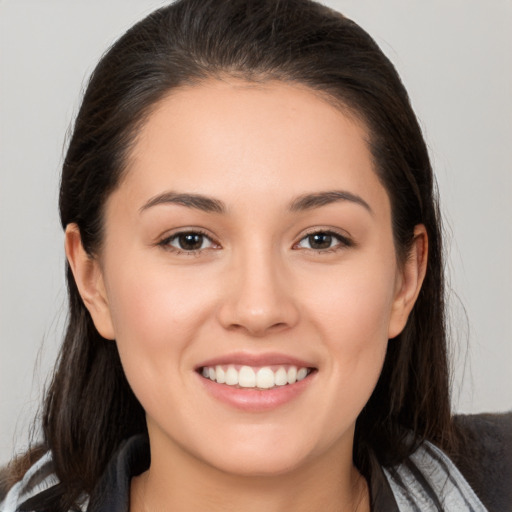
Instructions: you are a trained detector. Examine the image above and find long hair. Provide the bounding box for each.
[8,0,453,506]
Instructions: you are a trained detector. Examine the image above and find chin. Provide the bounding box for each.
[203,445,313,478]
[189,423,337,478]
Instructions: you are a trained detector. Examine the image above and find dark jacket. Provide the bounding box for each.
[452,413,512,511]
[1,412,511,511]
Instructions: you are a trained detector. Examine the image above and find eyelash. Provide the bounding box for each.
[157,229,353,255]
[158,229,218,255]
[293,229,354,253]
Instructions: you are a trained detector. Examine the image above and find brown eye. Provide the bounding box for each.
[176,233,204,250]
[296,230,352,251]
[308,233,333,250]
[162,231,216,252]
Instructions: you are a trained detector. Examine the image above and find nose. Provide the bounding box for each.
[217,245,300,337]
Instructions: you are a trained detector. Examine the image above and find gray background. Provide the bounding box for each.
[1,0,511,463]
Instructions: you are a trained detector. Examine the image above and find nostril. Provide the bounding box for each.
[224,320,293,337]
[216,279,301,336]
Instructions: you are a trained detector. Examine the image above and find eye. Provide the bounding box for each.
[295,230,352,251]
[160,231,218,253]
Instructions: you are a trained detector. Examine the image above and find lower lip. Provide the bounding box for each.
[198,372,316,412]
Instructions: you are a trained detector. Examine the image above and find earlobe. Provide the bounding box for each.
[65,224,116,340]
[388,224,428,339]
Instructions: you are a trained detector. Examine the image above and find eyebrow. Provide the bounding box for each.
[139,189,372,215]
[140,192,226,214]
[289,190,373,215]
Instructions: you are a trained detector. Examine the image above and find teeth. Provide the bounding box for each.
[297,368,308,381]
[225,366,239,385]
[201,364,311,389]
[256,367,275,389]
[239,366,256,387]
[274,367,287,386]
[215,365,226,384]
[287,366,297,384]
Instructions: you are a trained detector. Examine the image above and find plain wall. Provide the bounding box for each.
[1,0,511,463]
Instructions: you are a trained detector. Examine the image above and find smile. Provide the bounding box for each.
[200,365,312,389]
[196,354,317,411]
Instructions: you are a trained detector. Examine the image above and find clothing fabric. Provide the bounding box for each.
[1,413,510,512]
[383,442,486,511]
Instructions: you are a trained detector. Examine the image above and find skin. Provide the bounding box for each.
[66,79,427,512]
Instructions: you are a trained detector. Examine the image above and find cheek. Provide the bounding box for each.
[102,255,221,392]
[303,256,397,399]
[102,263,220,422]
[320,283,391,382]
[306,260,397,346]
[106,258,215,339]
[280,262,395,457]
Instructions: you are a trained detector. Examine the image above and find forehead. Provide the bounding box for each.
[117,79,388,216]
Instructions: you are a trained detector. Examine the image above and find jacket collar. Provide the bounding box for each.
[86,435,399,512]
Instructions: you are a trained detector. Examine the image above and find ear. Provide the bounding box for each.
[65,223,115,340]
[388,224,428,339]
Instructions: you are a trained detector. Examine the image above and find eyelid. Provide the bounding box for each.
[293,227,354,251]
[154,226,353,254]
[157,228,221,254]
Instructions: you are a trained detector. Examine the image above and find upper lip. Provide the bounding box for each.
[195,352,317,370]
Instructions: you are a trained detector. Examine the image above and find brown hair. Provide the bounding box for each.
[7,0,454,507]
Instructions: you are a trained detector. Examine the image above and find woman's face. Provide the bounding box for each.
[72,80,424,477]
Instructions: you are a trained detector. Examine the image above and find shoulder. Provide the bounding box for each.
[0,451,78,512]
[380,412,512,511]
[452,411,512,512]
[0,435,148,512]
[383,440,489,511]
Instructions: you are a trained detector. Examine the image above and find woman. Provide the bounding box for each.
[1,0,510,510]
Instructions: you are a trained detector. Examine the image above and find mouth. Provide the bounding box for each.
[195,353,317,411]
[197,364,315,390]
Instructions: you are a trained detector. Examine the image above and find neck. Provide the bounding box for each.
[130,436,370,512]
